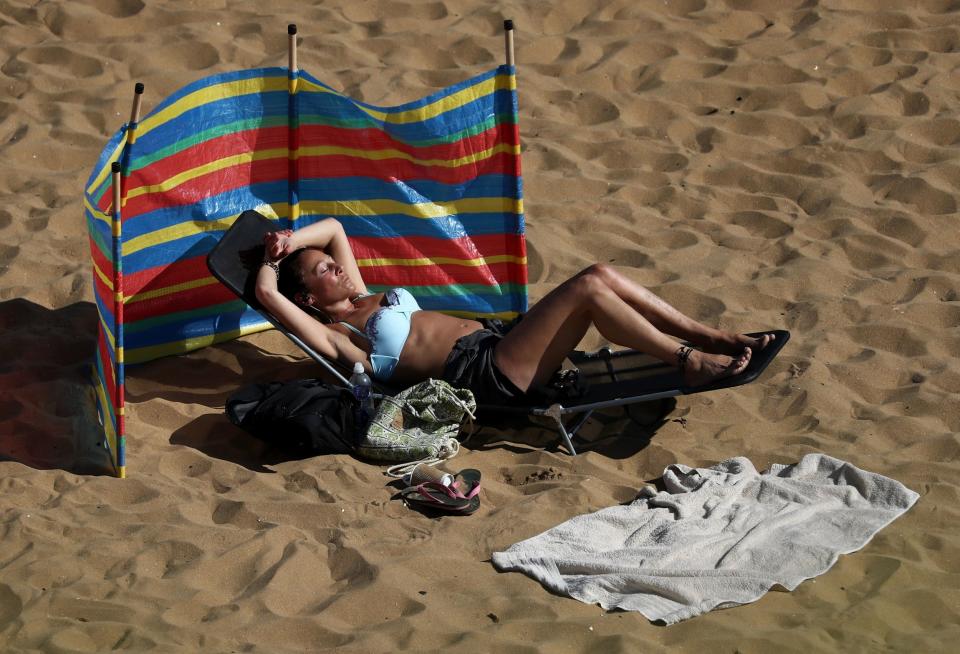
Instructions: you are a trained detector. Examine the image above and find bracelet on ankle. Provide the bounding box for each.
[263,260,280,280]
[676,345,693,370]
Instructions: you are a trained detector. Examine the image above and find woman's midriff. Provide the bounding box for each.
[391,311,482,383]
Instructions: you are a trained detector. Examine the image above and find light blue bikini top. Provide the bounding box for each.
[338,288,421,381]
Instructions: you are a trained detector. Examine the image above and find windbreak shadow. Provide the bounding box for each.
[0,299,114,475]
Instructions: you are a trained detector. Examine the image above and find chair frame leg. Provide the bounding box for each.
[543,404,595,455]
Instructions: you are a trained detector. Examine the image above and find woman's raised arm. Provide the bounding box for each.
[254,261,370,370]
[286,218,367,295]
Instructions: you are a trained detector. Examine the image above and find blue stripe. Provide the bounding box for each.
[411,293,523,316]
[297,66,510,113]
[298,89,518,143]
[146,67,288,117]
[93,354,117,426]
[85,128,126,191]
[86,210,114,260]
[124,181,288,239]
[124,172,521,241]
[126,307,269,350]
[122,210,523,275]
[297,175,521,203]
[132,91,290,157]
[94,290,117,347]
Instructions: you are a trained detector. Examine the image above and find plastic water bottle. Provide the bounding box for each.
[349,361,374,436]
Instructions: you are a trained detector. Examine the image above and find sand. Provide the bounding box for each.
[1,0,958,651]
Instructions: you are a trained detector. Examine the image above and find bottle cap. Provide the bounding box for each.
[353,362,364,374]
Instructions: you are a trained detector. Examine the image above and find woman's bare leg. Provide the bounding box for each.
[493,266,750,392]
[586,264,773,354]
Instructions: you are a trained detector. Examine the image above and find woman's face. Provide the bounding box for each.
[296,248,356,307]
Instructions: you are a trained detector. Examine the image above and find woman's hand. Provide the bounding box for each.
[264,229,296,261]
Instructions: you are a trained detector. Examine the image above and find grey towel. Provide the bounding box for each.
[491,454,919,624]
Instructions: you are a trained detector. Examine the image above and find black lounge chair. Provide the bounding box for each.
[207,210,790,454]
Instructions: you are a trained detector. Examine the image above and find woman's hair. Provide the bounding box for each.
[277,248,308,300]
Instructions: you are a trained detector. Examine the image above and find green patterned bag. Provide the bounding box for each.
[355,379,476,465]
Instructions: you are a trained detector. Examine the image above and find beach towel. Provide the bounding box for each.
[491,453,919,624]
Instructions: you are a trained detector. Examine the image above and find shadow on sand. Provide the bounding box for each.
[0,299,114,475]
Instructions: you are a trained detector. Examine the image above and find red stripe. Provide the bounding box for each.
[350,234,526,261]
[124,283,237,322]
[298,124,518,160]
[97,328,116,403]
[128,123,514,193]
[360,261,527,287]
[298,151,518,186]
[128,127,287,186]
[122,156,288,218]
[93,273,115,312]
[122,123,518,216]
[89,236,115,282]
[124,254,212,297]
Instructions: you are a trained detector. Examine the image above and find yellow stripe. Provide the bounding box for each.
[124,322,271,364]
[85,198,112,227]
[122,139,518,203]
[86,140,126,196]
[118,466,126,479]
[93,261,114,292]
[99,313,115,351]
[126,275,220,304]
[92,376,117,453]
[357,254,526,268]
[121,204,281,256]
[297,141,519,168]
[125,217,236,256]
[125,197,519,256]
[137,76,288,140]
[85,70,513,196]
[125,148,288,201]
[87,76,284,196]
[300,197,523,221]
[298,72,515,124]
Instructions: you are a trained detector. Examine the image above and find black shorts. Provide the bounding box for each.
[441,317,526,405]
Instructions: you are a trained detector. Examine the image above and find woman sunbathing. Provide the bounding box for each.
[255,218,773,404]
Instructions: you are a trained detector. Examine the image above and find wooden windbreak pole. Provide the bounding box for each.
[288,24,300,224]
[288,23,298,75]
[111,160,126,479]
[504,19,515,66]
[127,82,144,146]
[120,82,144,215]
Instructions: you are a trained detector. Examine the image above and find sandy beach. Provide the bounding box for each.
[1,0,958,651]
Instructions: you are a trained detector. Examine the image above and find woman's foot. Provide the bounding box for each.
[679,346,752,387]
[703,332,774,356]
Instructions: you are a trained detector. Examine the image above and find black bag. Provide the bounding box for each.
[226,379,357,456]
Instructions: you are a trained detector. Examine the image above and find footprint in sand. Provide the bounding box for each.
[90,0,145,18]
[503,466,564,487]
[19,46,104,78]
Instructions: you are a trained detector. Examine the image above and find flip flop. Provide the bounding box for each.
[401,480,480,515]
[451,468,482,500]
